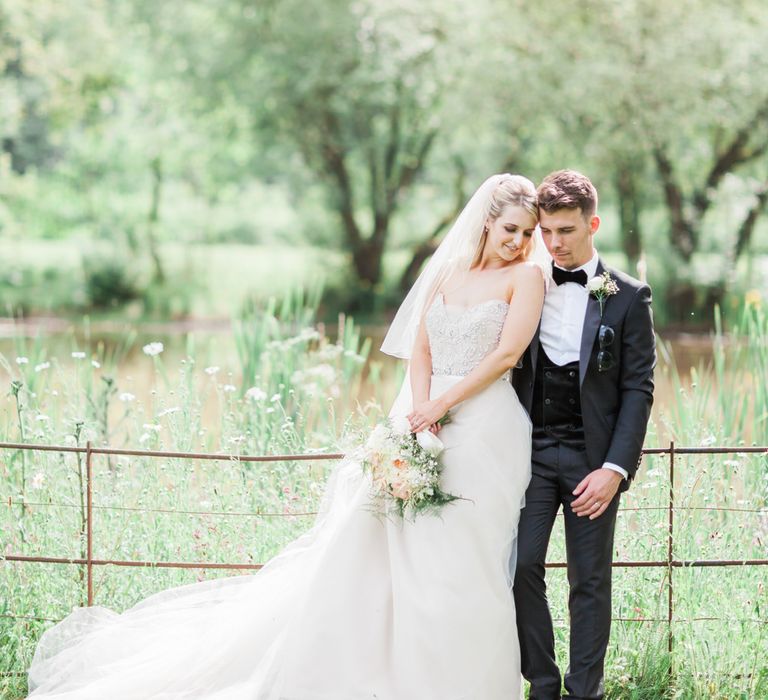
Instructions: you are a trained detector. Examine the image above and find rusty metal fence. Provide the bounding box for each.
[2,440,768,678]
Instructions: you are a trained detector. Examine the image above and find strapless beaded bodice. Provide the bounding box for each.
[425,294,509,377]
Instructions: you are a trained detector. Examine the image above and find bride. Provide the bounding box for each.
[26,174,546,699]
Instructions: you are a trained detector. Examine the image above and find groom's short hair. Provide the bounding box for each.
[537,170,598,220]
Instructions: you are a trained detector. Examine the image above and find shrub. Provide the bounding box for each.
[81,251,143,308]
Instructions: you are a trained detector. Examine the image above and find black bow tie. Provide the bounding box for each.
[552,264,588,287]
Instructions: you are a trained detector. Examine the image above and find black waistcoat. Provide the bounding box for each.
[531,342,585,449]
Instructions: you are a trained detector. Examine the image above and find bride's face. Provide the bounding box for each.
[485,205,537,263]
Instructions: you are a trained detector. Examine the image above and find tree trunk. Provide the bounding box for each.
[653,148,696,261]
[399,159,467,293]
[615,165,642,269]
[352,238,384,289]
[147,155,166,285]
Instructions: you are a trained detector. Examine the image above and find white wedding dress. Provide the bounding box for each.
[27,295,532,699]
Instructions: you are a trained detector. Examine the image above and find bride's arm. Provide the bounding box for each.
[409,314,433,407]
[407,263,545,432]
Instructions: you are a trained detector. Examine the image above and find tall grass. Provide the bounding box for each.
[0,290,375,698]
[1,299,767,699]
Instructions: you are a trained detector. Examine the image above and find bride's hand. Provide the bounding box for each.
[408,398,448,433]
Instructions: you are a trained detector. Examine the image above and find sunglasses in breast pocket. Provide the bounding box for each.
[598,324,616,373]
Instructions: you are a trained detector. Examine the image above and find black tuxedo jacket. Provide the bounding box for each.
[511,259,656,492]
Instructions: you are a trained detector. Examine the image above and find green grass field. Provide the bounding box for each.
[1,293,767,699]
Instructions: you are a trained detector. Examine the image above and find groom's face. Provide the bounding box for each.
[539,207,599,270]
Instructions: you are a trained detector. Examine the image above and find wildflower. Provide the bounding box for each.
[34,362,50,372]
[270,393,281,403]
[245,387,267,401]
[745,289,762,307]
[222,384,236,393]
[298,328,321,341]
[31,472,45,489]
[303,382,321,397]
[204,366,220,376]
[91,360,101,369]
[142,423,161,432]
[35,414,50,422]
[344,349,366,363]
[71,352,86,359]
[318,345,344,360]
[15,357,29,365]
[142,342,164,357]
[119,392,136,402]
[308,364,336,384]
[158,406,180,417]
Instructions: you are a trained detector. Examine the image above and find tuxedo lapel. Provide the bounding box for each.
[579,259,605,386]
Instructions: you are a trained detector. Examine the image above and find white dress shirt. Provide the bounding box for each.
[541,250,629,480]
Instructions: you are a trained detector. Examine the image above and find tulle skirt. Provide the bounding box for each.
[27,375,532,699]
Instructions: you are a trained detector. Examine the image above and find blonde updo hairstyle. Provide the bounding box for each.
[472,174,538,267]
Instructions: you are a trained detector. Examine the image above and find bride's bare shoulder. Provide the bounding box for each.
[507,261,547,288]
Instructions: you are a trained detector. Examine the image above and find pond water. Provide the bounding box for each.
[0,316,716,445]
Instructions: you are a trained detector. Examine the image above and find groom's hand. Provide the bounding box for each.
[571,469,622,520]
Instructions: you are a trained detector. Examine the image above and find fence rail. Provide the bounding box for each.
[2,440,768,675]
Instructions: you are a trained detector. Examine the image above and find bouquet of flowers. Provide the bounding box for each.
[356,414,461,520]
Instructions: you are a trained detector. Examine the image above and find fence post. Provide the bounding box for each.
[86,440,93,606]
[667,440,675,667]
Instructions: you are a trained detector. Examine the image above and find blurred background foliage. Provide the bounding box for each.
[2,0,768,325]
[3,4,768,695]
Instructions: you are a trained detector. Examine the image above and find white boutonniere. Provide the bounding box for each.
[587,272,619,316]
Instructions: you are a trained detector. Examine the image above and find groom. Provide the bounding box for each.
[511,170,656,699]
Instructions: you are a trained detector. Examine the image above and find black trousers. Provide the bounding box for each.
[513,443,620,700]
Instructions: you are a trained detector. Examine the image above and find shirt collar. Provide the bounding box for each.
[553,250,599,280]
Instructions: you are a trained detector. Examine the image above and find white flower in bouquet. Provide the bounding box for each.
[416,430,445,456]
[390,414,412,436]
[366,424,390,452]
